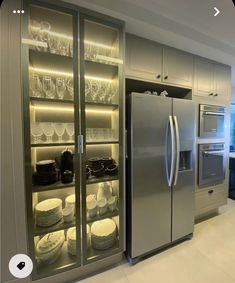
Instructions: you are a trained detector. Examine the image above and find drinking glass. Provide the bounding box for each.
[42,76,55,99]
[29,74,42,98]
[66,123,74,142]
[54,123,66,142]
[86,128,91,142]
[91,81,100,102]
[31,122,43,144]
[41,122,54,143]
[29,20,40,41]
[40,21,51,51]
[66,78,74,100]
[48,34,58,54]
[56,78,66,100]
[58,38,69,56]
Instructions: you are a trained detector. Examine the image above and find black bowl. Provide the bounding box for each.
[86,166,91,179]
[36,160,56,173]
[92,164,105,177]
[100,157,115,168]
[105,164,118,176]
[88,157,102,169]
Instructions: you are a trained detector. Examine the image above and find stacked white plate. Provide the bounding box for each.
[65,194,76,214]
[36,230,65,264]
[35,198,63,227]
[91,219,117,250]
[87,224,90,248]
[67,227,76,256]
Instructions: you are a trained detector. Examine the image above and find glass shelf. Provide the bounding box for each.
[34,219,76,236]
[30,97,74,104]
[87,240,119,262]
[31,142,74,147]
[84,57,121,67]
[33,180,75,193]
[86,210,119,224]
[86,141,118,145]
[29,47,73,59]
[86,175,118,185]
[85,102,118,110]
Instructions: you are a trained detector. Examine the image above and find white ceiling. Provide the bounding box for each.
[64,0,235,86]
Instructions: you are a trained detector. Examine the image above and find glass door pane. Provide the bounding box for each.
[24,4,80,279]
[82,18,124,263]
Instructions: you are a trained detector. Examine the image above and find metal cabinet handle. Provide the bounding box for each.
[164,75,168,80]
[156,74,161,79]
[173,116,180,186]
[214,93,218,97]
[209,93,214,96]
[77,135,84,154]
[208,189,214,194]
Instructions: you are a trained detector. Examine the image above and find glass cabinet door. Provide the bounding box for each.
[81,17,124,263]
[23,3,80,279]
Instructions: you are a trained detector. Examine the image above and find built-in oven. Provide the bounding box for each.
[199,104,226,138]
[198,143,226,187]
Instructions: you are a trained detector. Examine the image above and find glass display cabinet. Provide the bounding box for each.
[22,1,124,280]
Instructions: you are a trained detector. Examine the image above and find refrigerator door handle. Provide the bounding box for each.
[166,116,175,187]
[173,116,180,186]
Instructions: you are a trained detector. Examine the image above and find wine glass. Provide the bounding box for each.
[41,122,54,143]
[31,122,43,144]
[29,20,40,41]
[56,78,66,100]
[29,74,42,98]
[42,76,55,99]
[58,38,69,56]
[91,81,100,102]
[66,78,74,100]
[40,21,51,52]
[66,123,74,142]
[54,123,66,143]
[48,34,58,54]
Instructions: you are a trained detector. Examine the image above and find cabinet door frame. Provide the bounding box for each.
[79,13,125,265]
[22,0,81,279]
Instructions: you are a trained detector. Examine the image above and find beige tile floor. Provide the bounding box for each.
[80,199,235,283]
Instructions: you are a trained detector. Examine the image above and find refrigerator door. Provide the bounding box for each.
[128,93,172,258]
[172,99,196,241]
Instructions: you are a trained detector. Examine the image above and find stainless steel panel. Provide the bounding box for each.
[129,93,172,258]
[172,99,196,241]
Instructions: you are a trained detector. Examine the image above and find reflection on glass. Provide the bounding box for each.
[66,78,74,100]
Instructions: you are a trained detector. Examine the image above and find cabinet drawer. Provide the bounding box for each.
[195,186,227,215]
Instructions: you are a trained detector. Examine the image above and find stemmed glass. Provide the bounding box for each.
[29,74,42,98]
[54,123,66,143]
[29,20,40,41]
[40,21,51,52]
[48,34,58,54]
[66,78,74,100]
[31,122,43,144]
[56,78,66,100]
[91,81,100,102]
[66,123,74,142]
[41,122,54,143]
[42,76,55,99]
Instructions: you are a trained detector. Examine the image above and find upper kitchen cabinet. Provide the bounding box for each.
[214,63,231,98]
[162,47,193,88]
[125,33,162,82]
[194,57,231,102]
[194,57,214,98]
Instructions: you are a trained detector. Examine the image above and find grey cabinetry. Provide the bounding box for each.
[214,64,231,98]
[162,47,193,88]
[126,34,194,88]
[125,33,162,82]
[194,57,231,101]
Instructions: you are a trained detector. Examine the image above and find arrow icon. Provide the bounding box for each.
[214,7,220,17]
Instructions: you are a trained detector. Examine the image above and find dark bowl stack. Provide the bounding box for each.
[87,157,118,179]
[33,160,59,186]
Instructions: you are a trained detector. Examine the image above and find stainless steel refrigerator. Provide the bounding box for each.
[126,92,196,263]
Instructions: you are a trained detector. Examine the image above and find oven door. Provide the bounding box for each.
[199,150,225,187]
[200,111,225,138]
